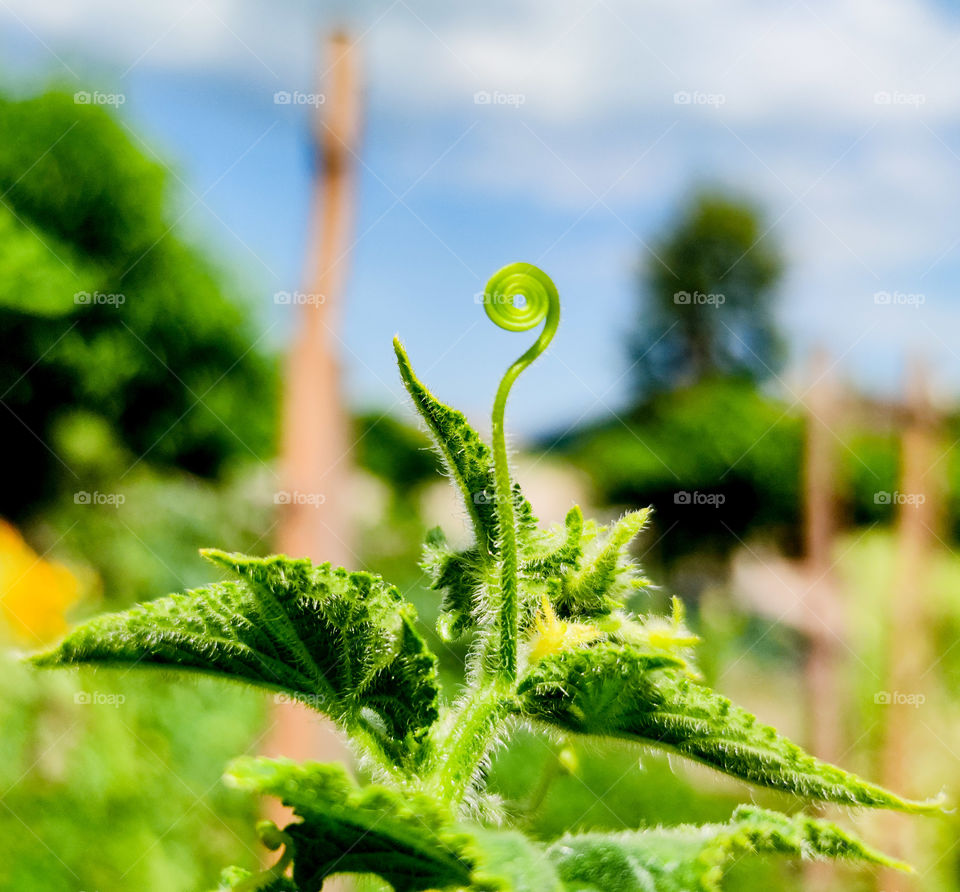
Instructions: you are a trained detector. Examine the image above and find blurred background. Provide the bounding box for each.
[1,1,960,890]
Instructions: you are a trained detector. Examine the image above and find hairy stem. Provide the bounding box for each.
[483,263,560,680]
[425,681,514,805]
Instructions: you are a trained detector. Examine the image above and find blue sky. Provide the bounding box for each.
[4,0,960,436]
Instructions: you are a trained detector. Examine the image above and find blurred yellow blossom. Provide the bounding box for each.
[0,520,79,645]
[528,595,600,663]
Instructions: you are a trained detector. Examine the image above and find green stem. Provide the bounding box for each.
[426,681,513,805]
[486,265,560,680]
[351,722,408,782]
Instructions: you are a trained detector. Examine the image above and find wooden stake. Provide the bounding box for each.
[802,349,846,890]
[266,28,361,852]
[803,350,845,763]
[878,360,938,892]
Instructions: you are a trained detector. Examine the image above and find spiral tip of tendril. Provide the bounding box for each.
[482,262,559,333]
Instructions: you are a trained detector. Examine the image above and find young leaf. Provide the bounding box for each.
[518,645,944,813]
[551,508,651,618]
[33,550,440,746]
[547,805,909,892]
[523,505,585,578]
[422,527,490,641]
[394,336,501,553]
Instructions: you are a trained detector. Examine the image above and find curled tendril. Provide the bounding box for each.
[483,262,560,680]
[483,263,559,334]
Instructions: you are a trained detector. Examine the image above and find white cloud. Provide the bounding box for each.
[7,0,960,401]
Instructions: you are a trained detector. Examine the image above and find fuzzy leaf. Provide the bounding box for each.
[523,505,585,578]
[228,760,907,892]
[551,508,651,618]
[395,337,501,553]
[34,550,440,744]
[518,645,943,813]
[395,338,538,551]
[547,805,909,892]
[228,758,565,892]
[227,757,474,892]
[422,527,489,641]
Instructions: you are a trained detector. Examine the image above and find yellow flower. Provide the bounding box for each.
[528,595,600,663]
[0,520,80,645]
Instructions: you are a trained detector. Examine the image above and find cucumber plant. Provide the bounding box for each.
[32,263,945,891]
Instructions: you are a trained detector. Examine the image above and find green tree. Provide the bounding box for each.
[0,90,277,518]
[631,192,784,399]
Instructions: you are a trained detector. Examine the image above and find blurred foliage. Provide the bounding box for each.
[557,378,804,559]
[0,88,279,891]
[35,409,277,609]
[353,410,440,502]
[630,191,784,399]
[0,89,278,520]
[835,529,960,888]
[557,377,960,561]
[0,403,277,891]
[0,653,264,892]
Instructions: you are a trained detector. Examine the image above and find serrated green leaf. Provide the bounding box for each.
[518,645,944,813]
[33,550,440,747]
[551,508,651,618]
[228,760,906,892]
[523,505,584,578]
[422,527,490,641]
[226,757,474,892]
[227,758,565,892]
[395,338,539,552]
[395,337,502,554]
[547,805,909,892]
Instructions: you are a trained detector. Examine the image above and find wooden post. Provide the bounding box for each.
[878,361,938,892]
[266,29,361,839]
[802,349,845,889]
[803,351,845,762]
